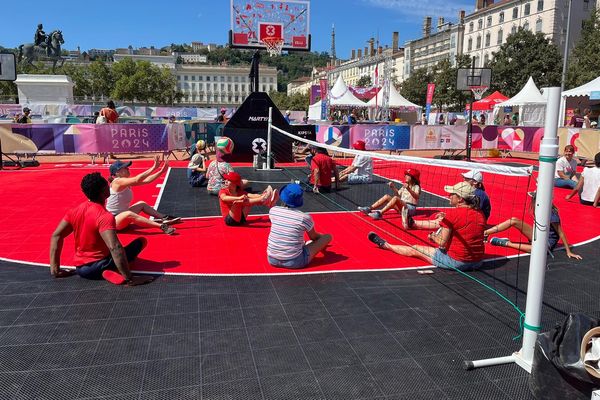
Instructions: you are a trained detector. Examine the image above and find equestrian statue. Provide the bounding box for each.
[18,24,65,73]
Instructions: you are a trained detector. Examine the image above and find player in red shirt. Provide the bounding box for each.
[368,181,486,271]
[49,172,153,286]
[309,146,339,193]
[99,100,119,123]
[218,172,278,226]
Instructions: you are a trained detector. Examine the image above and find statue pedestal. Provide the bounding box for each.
[15,74,75,105]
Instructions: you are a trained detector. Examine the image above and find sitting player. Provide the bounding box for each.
[187,140,207,187]
[358,168,421,228]
[267,183,333,269]
[461,169,491,221]
[308,146,339,193]
[219,172,278,226]
[486,192,581,259]
[338,140,373,184]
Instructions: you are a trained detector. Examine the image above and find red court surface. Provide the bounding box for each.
[0,158,597,276]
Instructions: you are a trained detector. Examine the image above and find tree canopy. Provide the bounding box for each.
[566,10,600,89]
[488,28,562,97]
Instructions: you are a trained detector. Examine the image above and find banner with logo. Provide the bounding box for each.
[352,125,411,151]
[558,128,600,160]
[425,83,435,120]
[411,125,466,150]
[320,79,328,120]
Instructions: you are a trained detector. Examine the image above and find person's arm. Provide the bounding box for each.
[219,192,247,203]
[556,169,570,180]
[99,229,133,280]
[428,226,451,250]
[312,167,320,192]
[333,162,340,189]
[552,222,582,260]
[112,156,161,189]
[388,182,401,196]
[49,220,75,277]
[593,185,600,207]
[565,176,584,199]
[404,185,420,202]
[306,227,324,242]
[140,160,169,184]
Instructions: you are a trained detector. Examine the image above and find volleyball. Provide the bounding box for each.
[196,140,206,150]
[216,136,234,154]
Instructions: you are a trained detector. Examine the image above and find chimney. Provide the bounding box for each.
[378,46,383,55]
[476,0,485,9]
[357,49,363,58]
[392,32,399,53]
[364,46,368,57]
[351,49,356,59]
[423,16,432,37]
[369,38,375,57]
[437,17,445,31]
[459,10,465,24]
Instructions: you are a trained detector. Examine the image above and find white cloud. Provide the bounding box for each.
[362,0,473,20]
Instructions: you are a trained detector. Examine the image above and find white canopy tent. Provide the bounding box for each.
[494,77,547,126]
[366,83,421,110]
[559,75,600,126]
[308,99,323,121]
[328,75,367,108]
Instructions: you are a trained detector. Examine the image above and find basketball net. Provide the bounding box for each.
[262,37,284,57]
[470,86,488,101]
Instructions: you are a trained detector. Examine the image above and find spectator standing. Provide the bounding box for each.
[99,100,119,123]
[17,107,32,123]
[568,108,584,128]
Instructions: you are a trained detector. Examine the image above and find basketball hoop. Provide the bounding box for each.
[262,37,284,57]
[469,86,488,100]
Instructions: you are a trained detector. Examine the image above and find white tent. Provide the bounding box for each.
[559,75,600,126]
[308,100,323,121]
[328,75,367,108]
[494,77,547,126]
[366,83,421,110]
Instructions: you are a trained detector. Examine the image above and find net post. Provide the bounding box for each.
[518,86,561,367]
[266,107,273,170]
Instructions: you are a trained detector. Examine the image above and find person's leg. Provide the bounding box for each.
[115,211,162,230]
[123,237,148,263]
[412,219,439,230]
[306,233,333,262]
[485,217,533,241]
[129,201,164,218]
[380,198,404,214]
[227,200,246,223]
[554,178,577,189]
[370,194,392,210]
[385,244,436,264]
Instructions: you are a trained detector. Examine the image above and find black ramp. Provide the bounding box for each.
[158,167,448,218]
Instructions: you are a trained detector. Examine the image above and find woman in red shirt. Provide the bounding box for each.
[368,181,486,271]
[99,100,119,123]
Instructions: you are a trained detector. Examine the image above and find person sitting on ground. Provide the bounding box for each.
[358,168,421,227]
[106,157,180,235]
[267,183,332,269]
[206,137,250,195]
[219,172,278,226]
[566,151,600,207]
[461,169,491,221]
[338,140,373,184]
[486,192,581,259]
[187,140,207,187]
[308,146,339,193]
[368,181,486,271]
[49,172,154,285]
[554,145,579,189]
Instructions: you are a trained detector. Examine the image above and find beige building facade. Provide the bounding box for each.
[463,0,598,67]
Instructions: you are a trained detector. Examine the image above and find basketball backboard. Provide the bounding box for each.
[229,0,311,52]
[456,68,492,91]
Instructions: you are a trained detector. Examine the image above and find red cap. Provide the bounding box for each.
[223,171,242,184]
[352,140,366,151]
[405,168,420,182]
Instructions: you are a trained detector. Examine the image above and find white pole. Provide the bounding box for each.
[266,106,273,170]
[515,87,561,370]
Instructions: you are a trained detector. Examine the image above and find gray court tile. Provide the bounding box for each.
[79,362,145,398]
[142,356,201,391]
[261,371,325,400]
[348,333,409,363]
[147,332,200,360]
[291,317,344,344]
[253,345,311,377]
[247,322,298,349]
[303,339,361,370]
[314,365,384,399]
[200,328,250,355]
[16,367,87,400]
[201,351,256,384]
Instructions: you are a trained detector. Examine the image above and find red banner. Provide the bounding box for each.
[319,79,328,100]
[426,83,436,105]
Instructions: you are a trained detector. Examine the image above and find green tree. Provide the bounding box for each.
[88,61,114,99]
[269,90,309,111]
[566,10,600,89]
[356,75,372,87]
[400,67,433,107]
[111,59,179,104]
[489,28,562,97]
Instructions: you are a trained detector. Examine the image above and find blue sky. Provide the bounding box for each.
[1,0,474,59]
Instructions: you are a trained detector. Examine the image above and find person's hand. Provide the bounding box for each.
[564,194,573,200]
[388,181,396,189]
[433,212,445,221]
[52,268,76,278]
[567,251,582,260]
[126,275,155,286]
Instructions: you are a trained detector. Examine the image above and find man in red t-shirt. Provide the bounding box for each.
[309,146,339,193]
[368,181,485,271]
[49,172,153,286]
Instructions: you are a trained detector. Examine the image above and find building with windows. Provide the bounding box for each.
[463,0,598,67]
[175,65,277,106]
[403,12,466,79]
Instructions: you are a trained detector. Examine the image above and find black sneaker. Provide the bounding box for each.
[368,232,386,248]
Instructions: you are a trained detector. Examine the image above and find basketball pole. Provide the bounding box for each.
[463,87,561,373]
[266,107,273,170]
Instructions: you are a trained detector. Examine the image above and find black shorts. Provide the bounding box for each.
[225,214,246,226]
[76,238,145,280]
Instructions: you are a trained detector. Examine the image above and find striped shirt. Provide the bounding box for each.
[267,206,314,260]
